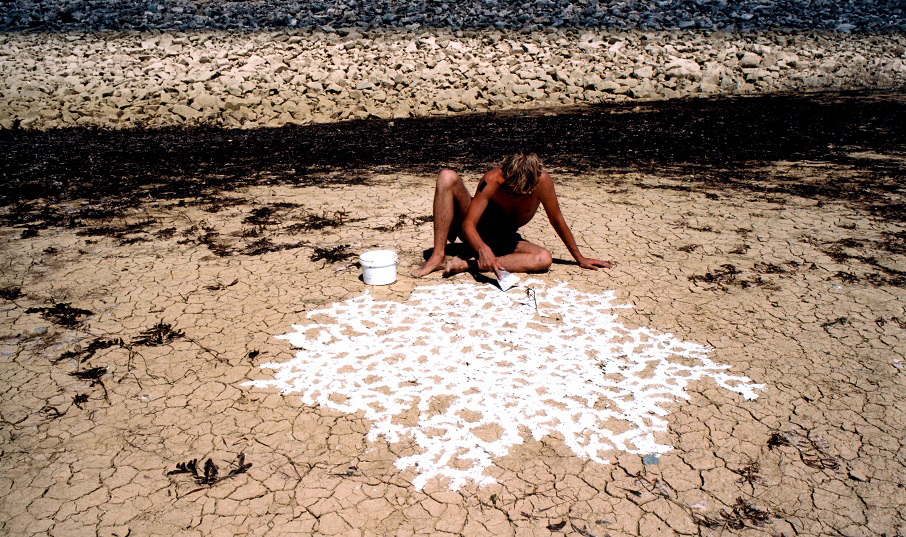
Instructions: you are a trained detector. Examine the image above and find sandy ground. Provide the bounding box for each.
[1,138,905,535]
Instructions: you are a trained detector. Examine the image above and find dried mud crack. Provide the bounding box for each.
[0,92,904,536]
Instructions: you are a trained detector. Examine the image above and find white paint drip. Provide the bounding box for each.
[247,280,763,490]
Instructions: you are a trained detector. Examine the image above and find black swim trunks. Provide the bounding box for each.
[473,199,523,256]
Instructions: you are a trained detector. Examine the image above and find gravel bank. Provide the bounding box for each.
[2,28,904,130]
[3,0,905,33]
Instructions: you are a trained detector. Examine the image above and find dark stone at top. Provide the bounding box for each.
[1,0,904,33]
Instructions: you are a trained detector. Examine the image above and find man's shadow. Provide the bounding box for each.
[420,244,496,284]
[420,244,569,285]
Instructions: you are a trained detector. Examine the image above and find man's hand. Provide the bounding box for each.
[578,257,612,270]
[477,246,503,277]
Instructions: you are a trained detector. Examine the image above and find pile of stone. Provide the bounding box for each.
[1,27,904,130]
[2,0,905,33]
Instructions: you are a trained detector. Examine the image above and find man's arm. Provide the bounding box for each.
[462,171,504,276]
[538,172,612,270]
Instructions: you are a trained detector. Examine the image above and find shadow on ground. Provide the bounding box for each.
[1,90,904,233]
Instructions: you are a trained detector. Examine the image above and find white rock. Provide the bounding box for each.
[223,97,242,111]
[392,103,411,118]
[633,66,654,79]
[192,94,223,110]
[327,70,347,84]
[171,103,201,119]
[739,52,762,68]
[665,57,702,80]
[699,81,720,94]
[597,80,622,93]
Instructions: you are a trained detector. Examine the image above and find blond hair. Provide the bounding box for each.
[501,153,543,195]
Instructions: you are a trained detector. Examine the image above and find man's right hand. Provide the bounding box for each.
[477,246,502,278]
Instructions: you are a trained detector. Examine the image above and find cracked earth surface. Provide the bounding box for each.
[2,112,906,536]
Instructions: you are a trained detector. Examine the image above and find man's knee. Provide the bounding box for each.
[534,248,553,270]
[437,168,460,189]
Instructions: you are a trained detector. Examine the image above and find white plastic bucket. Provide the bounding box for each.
[360,250,398,285]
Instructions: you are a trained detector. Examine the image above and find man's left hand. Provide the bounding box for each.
[578,257,612,270]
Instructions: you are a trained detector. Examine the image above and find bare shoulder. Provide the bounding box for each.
[482,167,505,185]
[536,169,556,193]
[477,167,505,193]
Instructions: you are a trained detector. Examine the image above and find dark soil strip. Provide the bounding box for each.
[1,91,904,221]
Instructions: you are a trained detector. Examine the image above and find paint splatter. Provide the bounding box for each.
[248,281,763,490]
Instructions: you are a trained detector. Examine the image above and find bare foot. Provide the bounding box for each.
[442,256,470,277]
[412,254,446,278]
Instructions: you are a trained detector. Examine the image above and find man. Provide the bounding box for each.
[413,153,611,278]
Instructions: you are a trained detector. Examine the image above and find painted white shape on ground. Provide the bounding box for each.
[248,281,763,490]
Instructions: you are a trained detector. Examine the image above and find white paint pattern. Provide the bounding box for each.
[248,281,763,490]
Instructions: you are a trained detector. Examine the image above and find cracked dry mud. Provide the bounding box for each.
[1,96,905,536]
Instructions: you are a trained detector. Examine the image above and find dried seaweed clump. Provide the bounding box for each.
[205,279,238,291]
[753,262,787,274]
[0,287,23,301]
[243,206,280,226]
[835,271,859,283]
[75,219,156,244]
[679,222,717,233]
[243,203,299,226]
[374,214,409,232]
[177,225,231,256]
[25,303,93,327]
[731,460,766,487]
[133,322,185,346]
[285,211,348,232]
[69,366,107,381]
[198,230,232,257]
[156,227,177,239]
[821,316,849,332]
[167,453,252,486]
[69,366,109,400]
[864,271,906,288]
[240,238,307,256]
[374,213,433,232]
[54,337,124,364]
[201,196,247,213]
[694,497,774,530]
[311,244,356,264]
[768,431,840,470]
[20,226,39,239]
[689,264,749,290]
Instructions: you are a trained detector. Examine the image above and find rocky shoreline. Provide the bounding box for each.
[4,0,905,33]
[2,27,904,131]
